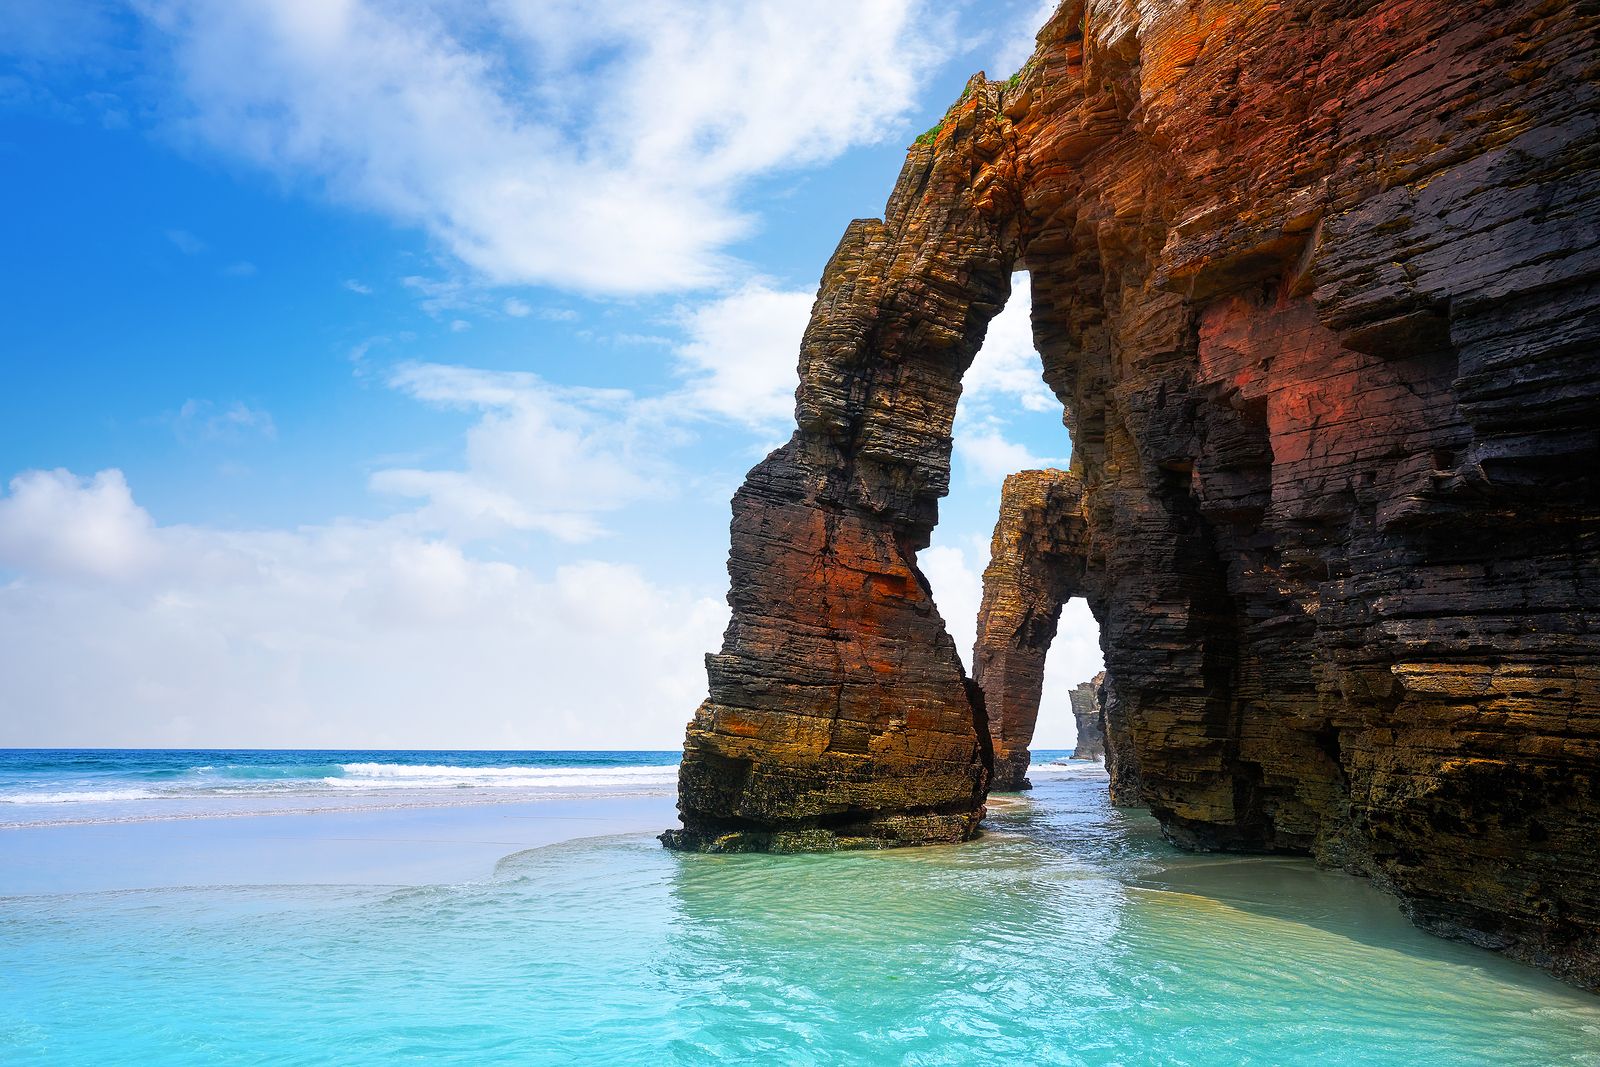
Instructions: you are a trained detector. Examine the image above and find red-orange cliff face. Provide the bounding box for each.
[665,0,1600,986]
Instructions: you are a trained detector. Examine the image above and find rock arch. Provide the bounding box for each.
[659,73,1023,853]
[971,469,1090,791]
[664,0,1600,988]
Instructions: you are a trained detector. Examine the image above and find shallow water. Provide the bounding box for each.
[3,758,1598,1065]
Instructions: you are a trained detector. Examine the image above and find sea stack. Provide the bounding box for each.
[1069,675,1105,762]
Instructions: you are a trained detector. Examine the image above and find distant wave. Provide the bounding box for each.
[0,788,160,804]
[0,762,679,807]
[337,762,677,781]
[0,752,681,827]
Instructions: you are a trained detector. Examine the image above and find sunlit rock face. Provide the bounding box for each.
[972,470,1089,790]
[659,73,1020,854]
[667,0,1600,988]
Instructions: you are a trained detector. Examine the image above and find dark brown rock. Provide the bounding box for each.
[667,0,1600,990]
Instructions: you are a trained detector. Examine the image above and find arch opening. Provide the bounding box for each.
[925,270,1106,792]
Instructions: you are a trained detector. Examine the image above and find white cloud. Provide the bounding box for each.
[672,282,813,426]
[0,469,159,582]
[1038,599,1104,748]
[373,363,671,543]
[0,472,727,747]
[920,543,983,664]
[135,0,944,295]
[343,278,373,295]
[502,297,531,318]
[964,275,1058,413]
[953,275,1066,481]
[0,363,725,748]
[958,423,1057,482]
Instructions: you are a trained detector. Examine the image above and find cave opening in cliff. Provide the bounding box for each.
[919,270,1105,787]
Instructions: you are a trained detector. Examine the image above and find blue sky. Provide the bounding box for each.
[0,0,1100,749]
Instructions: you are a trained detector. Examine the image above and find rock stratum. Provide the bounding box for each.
[1070,674,1106,762]
[665,0,1600,987]
[973,470,1088,789]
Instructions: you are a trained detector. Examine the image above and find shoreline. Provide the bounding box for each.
[0,758,1102,897]
[0,792,680,895]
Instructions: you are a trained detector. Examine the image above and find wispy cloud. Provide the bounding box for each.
[169,399,277,443]
[373,363,674,543]
[135,0,944,295]
[988,0,1062,77]
[670,281,813,428]
[955,421,1057,482]
[164,227,206,255]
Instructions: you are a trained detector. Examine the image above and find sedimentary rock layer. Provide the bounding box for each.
[971,469,1088,788]
[669,0,1600,987]
[1069,674,1105,762]
[661,75,1018,852]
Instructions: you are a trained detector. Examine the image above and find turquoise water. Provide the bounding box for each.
[3,754,1599,1064]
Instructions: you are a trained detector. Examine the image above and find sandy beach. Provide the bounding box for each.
[0,793,678,895]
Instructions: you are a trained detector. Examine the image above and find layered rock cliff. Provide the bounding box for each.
[667,0,1600,987]
[658,84,1016,852]
[1070,674,1105,761]
[972,469,1088,789]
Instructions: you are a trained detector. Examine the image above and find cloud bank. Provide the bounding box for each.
[0,466,727,749]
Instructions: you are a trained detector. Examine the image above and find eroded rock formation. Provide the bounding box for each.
[659,76,1017,852]
[1070,674,1105,761]
[668,0,1600,987]
[972,469,1088,789]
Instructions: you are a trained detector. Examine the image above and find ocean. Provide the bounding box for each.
[2,750,1598,1064]
[0,748,681,828]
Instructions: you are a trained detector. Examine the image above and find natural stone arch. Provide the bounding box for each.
[664,0,1600,992]
[659,75,1027,852]
[971,469,1091,790]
